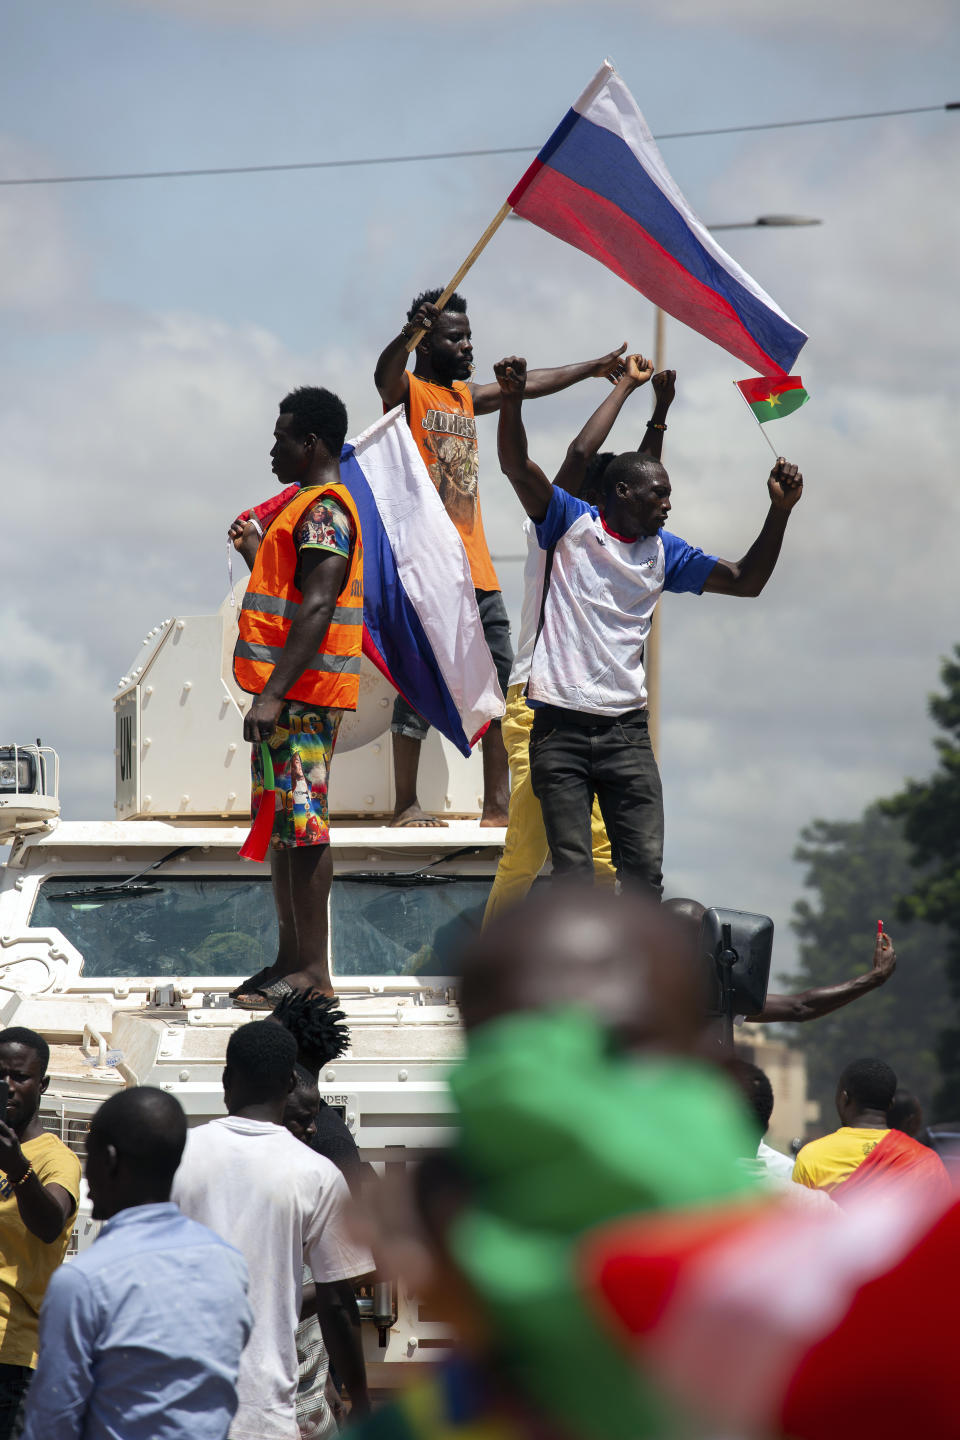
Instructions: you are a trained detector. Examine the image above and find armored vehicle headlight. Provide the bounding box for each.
[0,749,37,793]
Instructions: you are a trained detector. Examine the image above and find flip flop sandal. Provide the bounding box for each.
[228,966,277,999]
[231,977,296,1011]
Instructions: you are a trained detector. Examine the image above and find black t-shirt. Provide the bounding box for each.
[311,1101,364,1196]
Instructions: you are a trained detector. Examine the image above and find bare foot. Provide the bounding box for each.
[389,805,449,828]
[479,809,509,828]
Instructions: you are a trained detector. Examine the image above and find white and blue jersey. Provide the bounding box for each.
[529,487,717,717]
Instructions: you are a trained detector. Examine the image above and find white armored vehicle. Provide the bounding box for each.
[0,583,503,1382]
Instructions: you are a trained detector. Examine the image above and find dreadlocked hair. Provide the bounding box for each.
[271,990,351,1066]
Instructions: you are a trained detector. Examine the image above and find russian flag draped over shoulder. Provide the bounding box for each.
[340,408,504,756]
[509,61,807,377]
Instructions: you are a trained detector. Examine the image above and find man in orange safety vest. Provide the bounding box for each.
[229,387,362,1005]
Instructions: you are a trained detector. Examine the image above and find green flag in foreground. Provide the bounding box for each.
[448,1008,763,1440]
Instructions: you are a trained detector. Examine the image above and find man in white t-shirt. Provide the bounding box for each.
[493,355,803,897]
[483,355,675,924]
[172,1022,373,1440]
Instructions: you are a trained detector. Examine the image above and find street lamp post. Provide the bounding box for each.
[644,213,820,759]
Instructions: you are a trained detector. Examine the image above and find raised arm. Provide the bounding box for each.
[471,342,628,416]
[748,931,896,1024]
[702,458,803,597]
[637,369,675,463]
[553,353,655,495]
[374,301,440,408]
[495,356,552,522]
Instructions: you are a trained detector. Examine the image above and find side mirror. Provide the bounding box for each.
[700,907,774,1034]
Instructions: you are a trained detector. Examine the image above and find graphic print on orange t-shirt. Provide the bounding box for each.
[406,371,499,593]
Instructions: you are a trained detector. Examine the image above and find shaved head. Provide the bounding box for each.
[459,888,706,1054]
[89,1087,187,1186]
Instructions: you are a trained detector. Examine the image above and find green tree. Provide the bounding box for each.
[788,804,950,1127]
[885,646,960,1116]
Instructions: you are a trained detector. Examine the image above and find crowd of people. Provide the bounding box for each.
[0,912,953,1437]
[0,990,374,1440]
[1,292,953,1436]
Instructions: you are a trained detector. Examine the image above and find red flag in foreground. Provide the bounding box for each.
[581,1188,959,1440]
[239,742,275,862]
[735,374,810,423]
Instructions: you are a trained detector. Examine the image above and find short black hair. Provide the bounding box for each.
[839,1058,897,1112]
[728,1059,775,1137]
[0,1027,50,1074]
[407,288,467,322]
[226,1021,297,1101]
[602,451,666,506]
[90,1087,187,1186]
[272,990,350,1068]
[278,387,348,457]
[293,1062,320,1095]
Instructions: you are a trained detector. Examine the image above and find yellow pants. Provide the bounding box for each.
[483,684,615,925]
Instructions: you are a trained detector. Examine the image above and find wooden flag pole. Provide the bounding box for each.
[404,201,514,353]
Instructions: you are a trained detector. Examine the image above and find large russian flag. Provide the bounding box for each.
[509,61,807,377]
[341,407,504,755]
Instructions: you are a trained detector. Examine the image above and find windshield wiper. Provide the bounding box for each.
[46,846,193,901]
[338,845,489,885]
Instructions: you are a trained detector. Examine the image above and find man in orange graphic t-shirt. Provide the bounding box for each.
[375,287,627,828]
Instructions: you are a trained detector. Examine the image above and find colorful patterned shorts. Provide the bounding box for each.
[251,703,343,849]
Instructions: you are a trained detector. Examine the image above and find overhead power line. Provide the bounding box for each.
[1,101,955,189]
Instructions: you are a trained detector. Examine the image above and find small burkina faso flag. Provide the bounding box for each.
[736,374,809,422]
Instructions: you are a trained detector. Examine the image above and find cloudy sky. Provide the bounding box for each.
[2,0,958,975]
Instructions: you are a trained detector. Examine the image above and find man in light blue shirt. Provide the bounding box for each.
[23,1087,252,1440]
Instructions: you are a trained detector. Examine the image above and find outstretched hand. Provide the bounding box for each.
[589,342,628,380]
[494,355,527,396]
[652,369,676,407]
[767,458,803,510]
[872,931,896,981]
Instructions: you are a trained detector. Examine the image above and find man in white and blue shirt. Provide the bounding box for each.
[493,355,804,896]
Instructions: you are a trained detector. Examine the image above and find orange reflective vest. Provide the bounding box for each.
[233,483,364,710]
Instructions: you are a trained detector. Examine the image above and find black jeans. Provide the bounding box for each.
[0,1365,31,1440]
[529,705,664,897]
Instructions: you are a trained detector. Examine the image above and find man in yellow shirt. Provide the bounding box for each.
[793,1057,950,1203]
[0,1026,80,1438]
